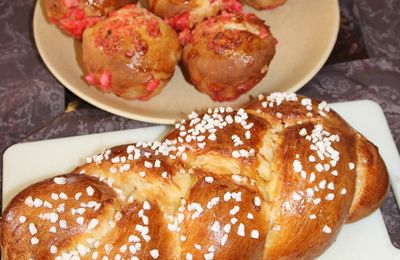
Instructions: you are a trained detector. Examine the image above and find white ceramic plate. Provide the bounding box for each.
[33,0,339,124]
[3,101,400,258]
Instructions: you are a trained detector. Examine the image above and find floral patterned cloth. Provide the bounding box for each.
[1,0,400,248]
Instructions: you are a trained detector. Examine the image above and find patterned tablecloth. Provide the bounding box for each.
[1,0,399,247]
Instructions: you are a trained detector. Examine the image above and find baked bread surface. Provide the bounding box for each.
[182,13,276,101]
[82,5,181,100]
[243,0,287,10]
[1,93,388,259]
[43,0,137,38]
[141,0,243,31]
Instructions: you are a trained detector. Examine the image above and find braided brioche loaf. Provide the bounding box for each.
[1,93,388,259]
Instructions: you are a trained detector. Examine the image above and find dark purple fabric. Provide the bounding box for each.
[1,0,400,248]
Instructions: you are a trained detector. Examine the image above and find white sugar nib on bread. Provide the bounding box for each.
[1,93,388,259]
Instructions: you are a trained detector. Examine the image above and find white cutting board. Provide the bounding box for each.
[3,100,400,259]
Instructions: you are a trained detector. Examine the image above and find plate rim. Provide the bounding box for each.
[33,1,340,125]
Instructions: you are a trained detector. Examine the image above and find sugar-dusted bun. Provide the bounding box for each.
[1,174,120,259]
[244,93,388,257]
[1,93,388,259]
[244,0,287,10]
[182,13,276,102]
[141,0,242,31]
[82,5,181,100]
[43,0,137,39]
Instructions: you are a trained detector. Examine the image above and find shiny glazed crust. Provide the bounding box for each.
[82,5,182,100]
[182,13,276,102]
[243,0,287,10]
[141,0,242,31]
[1,93,389,259]
[43,0,137,39]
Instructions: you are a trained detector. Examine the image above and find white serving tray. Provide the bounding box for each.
[3,100,400,259]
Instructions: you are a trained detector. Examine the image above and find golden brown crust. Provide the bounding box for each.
[82,5,181,100]
[163,108,271,181]
[1,93,389,259]
[43,0,137,38]
[346,134,389,223]
[262,123,356,258]
[43,0,137,18]
[142,0,191,20]
[243,0,287,10]
[74,144,193,216]
[141,0,242,30]
[1,174,119,259]
[143,0,218,29]
[87,201,176,259]
[180,171,268,259]
[182,13,276,101]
